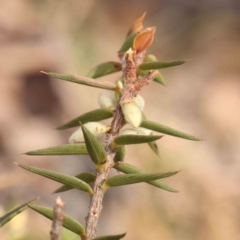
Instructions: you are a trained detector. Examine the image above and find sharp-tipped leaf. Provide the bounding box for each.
[17,163,93,195]
[153,72,166,86]
[141,120,202,141]
[127,12,146,36]
[114,134,162,145]
[94,233,126,240]
[87,62,122,79]
[148,141,160,156]
[54,172,95,193]
[104,171,179,188]
[41,71,116,90]
[118,34,137,53]
[113,146,125,163]
[138,60,186,71]
[28,205,86,237]
[113,162,178,192]
[82,125,107,166]
[25,144,88,156]
[0,198,37,227]
[57,109,113,130]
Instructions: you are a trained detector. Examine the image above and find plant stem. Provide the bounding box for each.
[84,49,158,240]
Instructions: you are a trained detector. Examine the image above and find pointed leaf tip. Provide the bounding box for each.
[57,109,113,130]
[127,11,146,36]
[81,124,107,166]
[140,120,202,141]
[105,171,179,188]
[25,144,88,156]
[87,62,122,79]
[0,198,38,227]
[114,134,162,145]
[17,163,93,195]
[28,205,86,236]
[113,162,178,193]
[138,60,187,71]
[54,172,95,193]
[42,72,116,90]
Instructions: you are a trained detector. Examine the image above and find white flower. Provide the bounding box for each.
[69,122,110,143]
[98,92,117,110]
[121,99,142,128]
[133,94,145,111]
[136,127,152,135]
[115,79,123,90]
[120,128,138,135]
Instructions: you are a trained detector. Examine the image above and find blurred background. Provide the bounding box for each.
[0,0,240,239]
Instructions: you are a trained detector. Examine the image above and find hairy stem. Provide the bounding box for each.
[84,49,157,240]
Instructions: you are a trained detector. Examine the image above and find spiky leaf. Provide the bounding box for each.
[41,71,116,90]
[138,60,186,71]
[140,120,202,141]
[25,144,88,156]
[54,172,95,193]
[127,12,146,36]
[57,109,113,130]
[114,134,162,145]
[94,233,126,240]
[0,198,38,227]
[148,141,160,156]
[113,162,178,192]
[16,163,93,195]
[82,125,107,166]
[104,171,179,189]
[87,62,122,79]
[28,205,86,237]
[118,34,137,53]
[113,146,125,163]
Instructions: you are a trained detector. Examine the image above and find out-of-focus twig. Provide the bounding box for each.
[50,196,65,240]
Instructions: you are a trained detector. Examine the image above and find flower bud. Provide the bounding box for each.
[116,79,123,90]
[69,122,110,144]
[120,128,138,135]
[98,92,117,110]
[136,127,152,135]
[121,99,142,128]
[133,94,145,111]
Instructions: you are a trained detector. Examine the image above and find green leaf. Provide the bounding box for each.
[16,163,93,195]
[0,198,38,227]
[41,71,116,91]
[54,172,95,193]
[28,205,86,237]
[113,146,125,163]
[25,144,88,156]
[82,124,107,166]
[138,60,186,71]
[114,134,162,145]
[113,162,178,192]
[140,120,202,141]
[94,233,126,240]
[153,72,166,86]
[118,34,137,53]
[57,109,113,130]
[87,62,122,79]
[147,141,160,156]
[104,171,179,188]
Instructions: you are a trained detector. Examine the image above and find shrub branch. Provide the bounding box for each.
[84,49,158,240]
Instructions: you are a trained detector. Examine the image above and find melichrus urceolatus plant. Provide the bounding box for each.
[0,13,202,240]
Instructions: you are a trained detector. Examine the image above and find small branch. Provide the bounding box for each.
[50,197,65,240]
[85,49,149,240]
